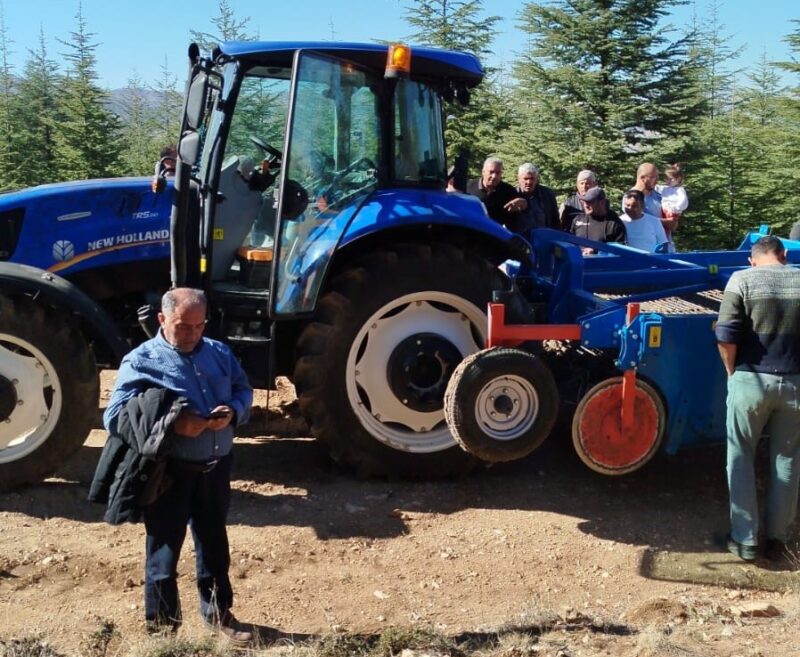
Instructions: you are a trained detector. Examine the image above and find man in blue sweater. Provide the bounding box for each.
[715,236,800,563]
[105,288,253,642]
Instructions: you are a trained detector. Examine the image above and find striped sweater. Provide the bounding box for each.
[715,264,800,374]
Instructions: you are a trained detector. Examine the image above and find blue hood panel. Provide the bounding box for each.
[3,177,172,274]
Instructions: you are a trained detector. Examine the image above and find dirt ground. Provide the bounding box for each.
[1,373,799,657]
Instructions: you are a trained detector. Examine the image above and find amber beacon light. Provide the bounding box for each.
[385,44,412,78]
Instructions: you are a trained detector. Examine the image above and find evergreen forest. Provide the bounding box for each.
[1,0,798,250]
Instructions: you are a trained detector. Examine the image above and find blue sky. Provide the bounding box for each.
[2,0,797,89]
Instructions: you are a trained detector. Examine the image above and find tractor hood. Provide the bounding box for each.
[1,177,172,274]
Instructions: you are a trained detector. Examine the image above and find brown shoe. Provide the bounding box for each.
[204,611,253,645]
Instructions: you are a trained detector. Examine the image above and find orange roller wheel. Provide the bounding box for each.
[572,376,666,475]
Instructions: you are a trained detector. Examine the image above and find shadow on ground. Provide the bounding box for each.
[3,416,797,590]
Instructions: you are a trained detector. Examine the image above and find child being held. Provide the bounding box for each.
[656,163,688,246]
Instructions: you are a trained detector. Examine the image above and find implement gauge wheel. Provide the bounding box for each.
[444,347,559,463]
[572,376,666,475]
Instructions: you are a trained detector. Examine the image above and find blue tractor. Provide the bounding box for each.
[0,41,533,488]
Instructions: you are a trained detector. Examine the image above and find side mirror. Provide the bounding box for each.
[185,72,209,130]
[179,132,201,167]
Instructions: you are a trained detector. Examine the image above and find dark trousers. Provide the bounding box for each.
[143,454,233,628]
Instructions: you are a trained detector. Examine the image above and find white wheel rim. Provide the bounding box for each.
[473,374,539,440]
[0,333,62,463]
[346,291,486,453]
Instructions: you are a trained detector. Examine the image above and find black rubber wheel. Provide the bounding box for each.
[444,347,559,462]
[293,242,515,478]
[0,293,99,491]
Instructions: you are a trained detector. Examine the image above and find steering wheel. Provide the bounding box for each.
[249,135,283,165]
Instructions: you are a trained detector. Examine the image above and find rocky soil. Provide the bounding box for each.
[1,375,799,657]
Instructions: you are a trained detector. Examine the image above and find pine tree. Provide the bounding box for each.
[118,74,161,176]
[776,20,800,78]
[733,58,788,234]
[506,0,704,199]
[0,6,20,190]
[773,19,800,230]
[55,4,123,180]
[404,0,498,57]
[403,0,505,173]
[151,59,182,150]
[190,0,257,54]
[663,5,741,249]
[12,28,61,187]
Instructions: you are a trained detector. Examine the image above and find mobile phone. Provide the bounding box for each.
[206,409,230,420]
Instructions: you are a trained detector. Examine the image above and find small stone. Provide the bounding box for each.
[374,590,388,599]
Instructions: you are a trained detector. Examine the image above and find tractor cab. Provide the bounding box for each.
[170,41,482,386]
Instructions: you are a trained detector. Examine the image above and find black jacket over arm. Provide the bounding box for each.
[88,388,187,525]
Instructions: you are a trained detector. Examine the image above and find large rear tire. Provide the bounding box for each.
[294,243,509,478]
[0,294,99,491]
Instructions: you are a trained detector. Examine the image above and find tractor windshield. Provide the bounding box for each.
[272,53,382,316]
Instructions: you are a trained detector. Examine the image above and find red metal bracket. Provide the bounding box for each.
[487,303,582,347]
[619,303,641,432]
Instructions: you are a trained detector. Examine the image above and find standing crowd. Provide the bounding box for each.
[455,157,689,254]
[458,157,800,566]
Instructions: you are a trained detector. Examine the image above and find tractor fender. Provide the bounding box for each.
[0,262,129,366]
[339,188,528,260]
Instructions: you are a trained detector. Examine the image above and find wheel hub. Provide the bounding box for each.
[0,374,17,423]
[475,375,539,438]
[387,333,462,413]
[493,394,514,416]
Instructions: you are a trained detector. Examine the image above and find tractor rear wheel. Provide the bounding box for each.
[294,242,509,478]
[0,293,99,491]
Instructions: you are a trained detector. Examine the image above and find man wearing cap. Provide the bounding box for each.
[466,156,527,230]
[569,187,626,255]
[560,169,599,230]
[514,163,560,234]
[620,189,668,252]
